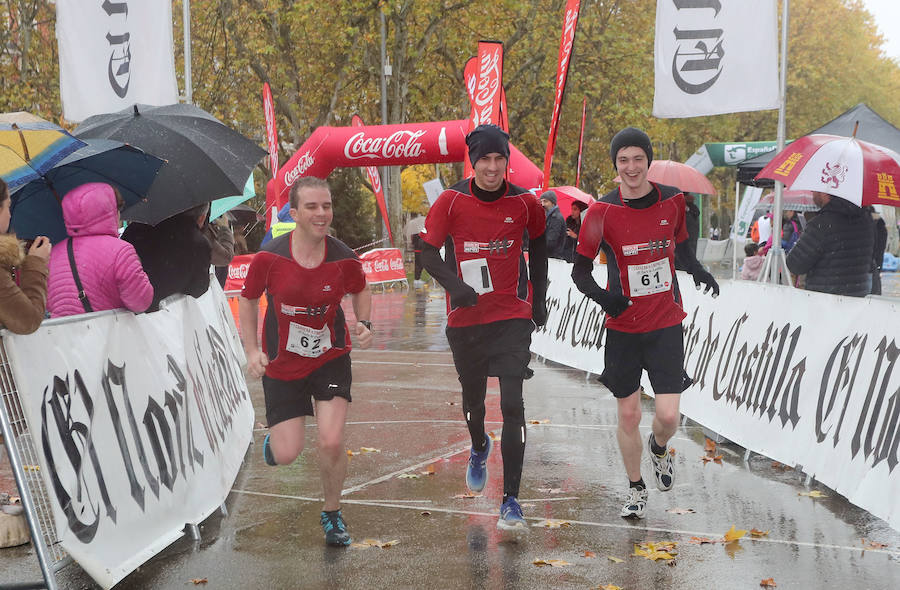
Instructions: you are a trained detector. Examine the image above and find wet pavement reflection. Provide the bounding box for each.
[8,284,900,589]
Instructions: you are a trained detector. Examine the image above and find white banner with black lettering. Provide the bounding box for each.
[57,0,178,122]
[5,285,252,589]
[653,0,779,118]
[533,259,900,532]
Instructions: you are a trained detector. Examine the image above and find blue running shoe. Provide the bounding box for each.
[262,433,277,466]
[321,510,351,546]
[466,434,492,492]
[497,496,528,532]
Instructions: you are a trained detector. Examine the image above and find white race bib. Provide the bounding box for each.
[627,259,672,297]
[286,322,332,358]
[459,258,494,295]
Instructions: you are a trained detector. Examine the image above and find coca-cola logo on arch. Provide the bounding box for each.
[344,130,426,161]
[284,151,315,184]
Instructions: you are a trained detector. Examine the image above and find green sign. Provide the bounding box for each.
[704,142,780,166]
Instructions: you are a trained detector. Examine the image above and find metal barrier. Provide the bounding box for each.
[0,336,64,590]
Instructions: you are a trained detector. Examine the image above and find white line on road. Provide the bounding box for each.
[229,488,900,557]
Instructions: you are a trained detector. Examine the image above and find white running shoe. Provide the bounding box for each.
[620,486,648,518]
[648,433,675,491]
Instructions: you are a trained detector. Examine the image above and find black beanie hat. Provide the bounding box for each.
[609,127,653,166]
[466,124,510,165]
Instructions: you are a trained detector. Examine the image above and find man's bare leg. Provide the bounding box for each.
[651,393,681,448]
[315,397,349,512]
[616,391,643,482]
[267,417,306,465]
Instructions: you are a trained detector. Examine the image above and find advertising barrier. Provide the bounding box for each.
[224,253,255,292]
[532,259,900,532]
[3,284,253,589]
[360,248,407,286]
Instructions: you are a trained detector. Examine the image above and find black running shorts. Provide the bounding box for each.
[600,324,684,398]
[445,318,534,381]
[262,353,352,426]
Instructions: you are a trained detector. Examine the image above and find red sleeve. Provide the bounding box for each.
[420,190,453,248]
[672,193,689,243]
[526,193,545,238]
[342,258,367,294]
[241,252,273,299]
[576,203,605,259]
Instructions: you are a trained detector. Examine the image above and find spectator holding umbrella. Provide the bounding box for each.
[563,200,588,262]
[0,178,50,333]
[46,183,153,317]
[539,190,567,259]
[122,204,212,311]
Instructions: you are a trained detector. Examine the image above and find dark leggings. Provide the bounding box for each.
[460,375,526,498]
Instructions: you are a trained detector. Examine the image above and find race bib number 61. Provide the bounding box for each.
[627,259,672,297]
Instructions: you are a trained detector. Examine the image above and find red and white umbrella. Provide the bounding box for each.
[614,159,716,195]
[755,134,900,208]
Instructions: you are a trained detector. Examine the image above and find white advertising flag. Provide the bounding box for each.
[653,0,779,118]
[57,0,178,122]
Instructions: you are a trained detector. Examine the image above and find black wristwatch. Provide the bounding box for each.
[359,320,373,331]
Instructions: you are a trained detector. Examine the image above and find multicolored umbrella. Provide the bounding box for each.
[0,112,86,189]
[756,133,900,208]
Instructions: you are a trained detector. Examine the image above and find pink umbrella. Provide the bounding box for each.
[758,189,818,211]
[550,185,594,218]
[614,160,717,195]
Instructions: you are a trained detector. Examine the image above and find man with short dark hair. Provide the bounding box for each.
[238,176,373,546]
[572,126,718,519]
[420,124,548,533]
[539,190,567,259]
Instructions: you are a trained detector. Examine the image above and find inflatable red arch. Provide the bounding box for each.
[265,119,544,224]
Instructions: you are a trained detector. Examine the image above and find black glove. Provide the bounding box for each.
[692,268,720,297]
[532,295,548,327]
[595,289,632,318]
[448,284,478,308]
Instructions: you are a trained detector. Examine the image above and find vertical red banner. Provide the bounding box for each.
[463,41,504,178]
[541,0,581,193]
[351,114,394,246]
[263,83,279,230]
[576,97,587,188]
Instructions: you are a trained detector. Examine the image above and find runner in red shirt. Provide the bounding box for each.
[420,124,548,534]
[238,176,373,546]
[571,127,718,519]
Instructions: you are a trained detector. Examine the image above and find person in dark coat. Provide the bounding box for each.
[786,192,874,297]
[563,200,589,262]
[869,206,888,295]
[122,203,213,311]
[539,190,567,259]
[675,194,701,270]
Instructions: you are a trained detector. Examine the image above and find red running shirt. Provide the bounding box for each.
[241,233,367,380]
[420,179,545,328]
[576,183,689,333]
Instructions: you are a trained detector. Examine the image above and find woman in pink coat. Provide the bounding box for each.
[47,183,153,317]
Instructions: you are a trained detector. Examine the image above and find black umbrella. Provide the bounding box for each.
[9,139,165,243]
[224,204,263,227]
[74,104,266,225]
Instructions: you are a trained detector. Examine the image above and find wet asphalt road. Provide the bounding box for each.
[6,285,900,590]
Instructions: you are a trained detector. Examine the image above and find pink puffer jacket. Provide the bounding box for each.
[47,183,153,317]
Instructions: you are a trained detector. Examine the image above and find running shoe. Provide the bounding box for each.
[497,496,528,531]
[465,434,492,493]
[620,486,648,518]
[320,510,351,546]
[648,433,674,491]
[262,433,277,466]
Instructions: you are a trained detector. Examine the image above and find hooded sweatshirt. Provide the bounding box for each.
[47,183,153,317]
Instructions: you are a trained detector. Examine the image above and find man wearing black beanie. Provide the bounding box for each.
[571,126,719,519]
[419,124,548,535]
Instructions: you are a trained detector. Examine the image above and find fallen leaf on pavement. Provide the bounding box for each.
[352,538,400,549]
[190,579,208,585]
[583,550,596,558]
[420,511,431,516]
[346,450,357,456]
[750,529,770,538]
[607,556,624,563]
[532,558,571,567]
[689,537,716,545]
[771,461,792,471]
[488,431,501,441]
[666,508,695,515]
[634,541,677,561]
[528,419,550,425]
[595,585,622,590]
[798,490,827,498]
[397,473,420,479]
[861,538,888,550]
[704,438,717,452]
[360,447,381,453]
[533,519,571,528]
[453,492,482,499]
[724,525,747,542]
[420,464,436,476]
[760,578,777,588]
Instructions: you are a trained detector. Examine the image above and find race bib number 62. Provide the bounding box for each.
[286,322,332,357]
